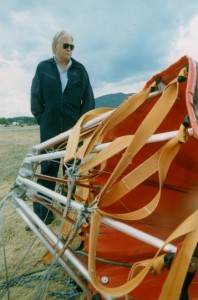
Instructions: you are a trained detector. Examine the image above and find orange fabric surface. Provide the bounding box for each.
[82,56,198,299]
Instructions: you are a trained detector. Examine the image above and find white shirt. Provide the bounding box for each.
[54,57,72,92]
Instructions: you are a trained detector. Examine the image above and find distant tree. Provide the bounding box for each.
[0,118,9,125]
[18,120,24,127]
[6,116,37,126]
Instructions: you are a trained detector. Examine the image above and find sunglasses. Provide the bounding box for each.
[63,43,75,51]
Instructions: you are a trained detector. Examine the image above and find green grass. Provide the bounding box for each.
[0,126,87,300]
[0,126,39,199]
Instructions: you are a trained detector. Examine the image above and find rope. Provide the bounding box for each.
[76,250,132,268]
[1,193,11,300]
[0,266,82,299]
[0,194,42,299]
[0,187,84,300]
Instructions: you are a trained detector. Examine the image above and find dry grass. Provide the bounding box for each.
[0,126,39,199]
[0,126,86,300]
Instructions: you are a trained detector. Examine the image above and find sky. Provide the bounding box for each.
[1,0,198,118]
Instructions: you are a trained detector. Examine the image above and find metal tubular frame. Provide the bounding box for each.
[14,201,92,298]
[30,90,163,153]
[24,129,193,164]
[31,110,113,152]
[15,176,176,253]
[12,91,188,298]
[13,196,113,300]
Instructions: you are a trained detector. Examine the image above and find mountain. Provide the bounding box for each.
[95,92,133,108]
[0,93,134,126]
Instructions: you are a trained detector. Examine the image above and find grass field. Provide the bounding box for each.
[0,126,86,300]
[0,126,40,199]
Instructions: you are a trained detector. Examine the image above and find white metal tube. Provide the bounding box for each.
[30,89,167,154]
[14,197,90,279]
[16,176,82,211]
[32,129,72,152]
[103,217,177,253]
[15,197,112,300]
[148,128,193,143]
[15,206,92,298]
[93,128,193,150]
[25,150,66,163]
[32,110,113,152]
[25,128,193,164]
[14,178,177,252]
[31,91,163,152]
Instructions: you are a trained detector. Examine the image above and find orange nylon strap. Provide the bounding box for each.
[88,211,152,298]
[159,228,198,300]
[77,86,152,159]
[78,72,180,176]
[79,134,132,173]
[79,125,186,209]
[64,107,113,163]
[88,209,198,299]
[96,125,188,219]
[97,74,183,204]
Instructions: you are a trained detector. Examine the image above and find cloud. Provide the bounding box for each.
[167,14,198,63]
[0,56,32,117]
[1,0,198,117]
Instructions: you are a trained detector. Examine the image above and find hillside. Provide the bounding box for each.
[0,93,134,125]
[95,92,133,108]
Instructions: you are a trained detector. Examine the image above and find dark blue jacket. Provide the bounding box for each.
[31,57,95,142]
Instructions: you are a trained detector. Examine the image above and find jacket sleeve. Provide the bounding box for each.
[30,66,44,124]
[80,70,95,116]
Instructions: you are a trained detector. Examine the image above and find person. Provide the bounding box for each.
[30,30,95,225]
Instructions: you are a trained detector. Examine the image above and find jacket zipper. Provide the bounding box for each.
[61,92,63,132]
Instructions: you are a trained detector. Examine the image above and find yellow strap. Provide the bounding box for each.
[64,107,113,163]
[79,135,132,173]
[88,209,198,298]
[85,68,191,299]
[159,228,198,300]
[97,75,182,204]
[97,142,179,220]
[96,125,187,221]
[88,211,152,297]
[77,86,152,159]
[79,124,187,212]
[62,66,191,298]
